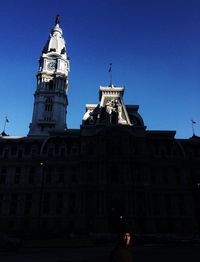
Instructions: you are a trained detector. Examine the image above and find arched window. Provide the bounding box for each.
[45,98,53,112]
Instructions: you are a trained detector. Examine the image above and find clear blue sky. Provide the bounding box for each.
[0,0,199,138]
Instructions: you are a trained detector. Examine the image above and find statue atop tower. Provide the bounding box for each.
[28,16,70,137]
[55,14,60,25]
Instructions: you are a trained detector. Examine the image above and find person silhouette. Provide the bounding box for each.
[109,229,133,262]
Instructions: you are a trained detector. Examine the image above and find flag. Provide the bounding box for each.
[6,116,9,123]
[108,63,112,72]
[192,120,196,124]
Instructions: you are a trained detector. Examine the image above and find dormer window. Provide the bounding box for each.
[61,47,66,54]
[49,48,56,52]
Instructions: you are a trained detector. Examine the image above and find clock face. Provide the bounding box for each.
[47,61,56,70]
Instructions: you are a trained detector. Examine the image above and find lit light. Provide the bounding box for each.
[40,162,44,166]
[120,216,123,219]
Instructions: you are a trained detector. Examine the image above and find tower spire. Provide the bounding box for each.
[28,17,70,137]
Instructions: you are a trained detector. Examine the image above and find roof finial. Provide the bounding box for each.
[55,14,60,26]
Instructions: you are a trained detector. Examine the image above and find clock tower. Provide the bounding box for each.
[28,15,70,136]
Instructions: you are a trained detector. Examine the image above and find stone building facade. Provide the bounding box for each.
[0,17,200,238]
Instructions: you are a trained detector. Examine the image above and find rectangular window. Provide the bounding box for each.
[15,167,21,174]
[55,145,59,155]
[24,196,32,214]
[69,192,76,214]
[24,202,32,215]
[45,173,52,184]
[25,146,30,155]
[4,149,8,159]
[176,176,181,185]
[119,173,124,184]
[9,194,18,215]
[60,148,65,157]
[151,175,156,184]
[1,167,7,174]
[14,174,20,184]
[58,173,64,183]
[11,194,18,201]
[23,219,30,229]
[150,168,157,184]
[136,192,146,216]
[28,174,34,184]
[43,192,50,214]
[17,150,23,159]
[152,193,160,215]
[72,147,77,155]
[165,194,172,215]
[0,175,6,184]
[0,194,4,214]
[56,193,63,214]
[31,149,36,157]
[26,193,32,201]
[29,167,35,174]
[178,194,186,215]
[58,167,65,173]
[163,175,168,184]
[72,173,77,183]
[47,148,54,157]
[109,166,119,184]
[57,167,65,183]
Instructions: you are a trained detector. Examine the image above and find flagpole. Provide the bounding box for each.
[191,119,196,136]
[109,63,112,86]
[3,116,9,133]
[110,65,112,86]
[3,118,6,132]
